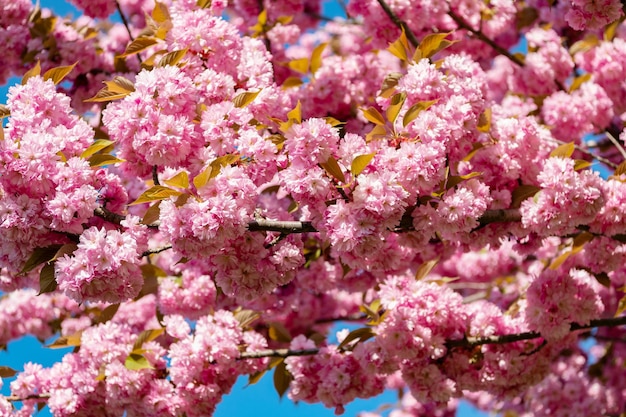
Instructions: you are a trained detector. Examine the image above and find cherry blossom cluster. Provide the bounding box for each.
[2,0,626,416]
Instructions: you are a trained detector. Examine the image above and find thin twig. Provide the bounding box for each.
[447,9,524,67]
[376,0,420,48]
[141,245,172,257]
[94,206,126,224]
[605,132,626,161]
[116,1,135,42]
[5,393,50,402]
[152,166,160,186]
[447,315,626,348]
[239,348,320,359]
[235,316,626,360]
[545,137,618,169]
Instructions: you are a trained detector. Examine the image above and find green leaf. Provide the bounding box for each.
[477,108,492,133]
[338,327,375,350]
[268,322,292,343]
[142,201,162,225]
[417,32,454,59]
[132,328,165,353]
[119,37,159,58]
[288,58,309,74]
[387,28,410,62]
[20,245,62,274]
[273,360,292,399]
[569,73,591,93]
[84,88,131,103]
[550,142,575,158]
[233,90,261,108]
[445,172,482,190]
[88,154,125,167]
[281,76,303,89]
[47,331,82,349]
[351,153,375,176]
[163,171,189,189]
[130,185,182,205]
[365,125,387,142]
[386,92,406,125]
[511,184,542,208]
[380,72,403,99]
[402,100,437,127]
[22,61,41,85]
[50,243,78,262]
[0,104,10,119]
[94,303,120,324]
[320,156,346,183]
[248,370,266,386]
[287,101,302,124]
[43,62,77,85]
[125,353,154,371]
[324,117,345,127]
[193,165,213,190]
[462,142,485,162]
[158,48,188,67]
[604,18,620,42]
[0,366,17,378]
[234,309,261,329]
[39,262,57,294]
[310,43,327,75]
[574,159,592,171]
[362,107,386,126]
[415,258,439,280]
[80,139,115,159]
[152,1,171,23]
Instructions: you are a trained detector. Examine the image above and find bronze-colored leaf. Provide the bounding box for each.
[22,61,42,85]
[158,48,188,67]
[39,262,57,294]
[268,322,292,343]
[119,37,159,58]
[233,90,261,108]
[273,360,292,399]
[320,156,346,183]
[511,184,542,208]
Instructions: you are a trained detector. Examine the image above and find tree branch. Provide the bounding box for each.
[237,316,626,360]
[247,219,317,234]
[376,0,420,48]
[115,1,135,42]
[94,206,126,225]
[5,393,50,402]
[238,348,320,359]
[141,245,172,257]
[447,9,524,67]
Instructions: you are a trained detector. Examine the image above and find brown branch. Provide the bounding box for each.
[447,315,626,348]
[247,219,317,234]
[141,245,172,257]
[94,206,126,225]
[5,393,50,402]
[238,316,626,360]
[115,1,135,42]
[546,137,618,169]
[152,166,160,186]
[238,348,320,359]
[447,9,524,67]
[376,0,420,48]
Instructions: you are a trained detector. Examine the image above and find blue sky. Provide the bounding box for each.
[0,1,489,416]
